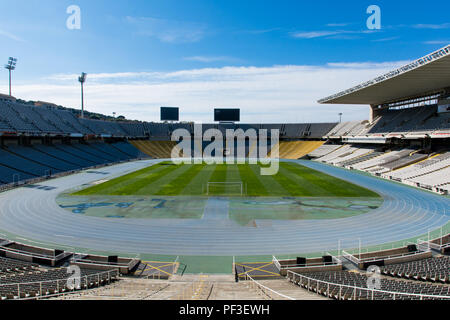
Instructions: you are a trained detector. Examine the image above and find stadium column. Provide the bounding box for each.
[369,105,376,124]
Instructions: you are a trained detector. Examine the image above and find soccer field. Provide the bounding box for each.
[74,161,379,197]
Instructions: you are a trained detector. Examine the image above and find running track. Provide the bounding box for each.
[0,159,448,256]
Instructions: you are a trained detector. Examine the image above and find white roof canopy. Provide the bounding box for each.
[319,45,450,106]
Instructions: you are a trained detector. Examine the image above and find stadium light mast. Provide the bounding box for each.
[78,72,87,118]
[4,57,17,96]
[338,112,343,123]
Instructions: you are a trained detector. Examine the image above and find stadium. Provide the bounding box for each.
[0,4,449,304]
[0,45,448,301]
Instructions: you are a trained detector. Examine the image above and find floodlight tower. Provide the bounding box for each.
[78,72,87,118]
[338,112,343,123]
[4,57,17,96]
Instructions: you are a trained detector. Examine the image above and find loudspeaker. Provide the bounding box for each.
[322,255,333,265]
[108,256,118,263]
[296,257,306,266]
[407,244,417,252]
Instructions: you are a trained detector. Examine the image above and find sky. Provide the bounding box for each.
[0,0,449,123]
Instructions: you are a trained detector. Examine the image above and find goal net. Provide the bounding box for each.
[206,182,245,196]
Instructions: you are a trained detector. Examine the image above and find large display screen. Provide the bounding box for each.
[160,107,179,121]
[214,108,240,122]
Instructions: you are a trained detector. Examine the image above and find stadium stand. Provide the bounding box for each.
[130,140,180,159]
[364,105,450,135]
[0,141,147,188]
[288,270,450,300]
[0,42,449,303]
[0,266,118,299]
[307,142,450,194]
[327,146,375,166]
[315,144,355,163]
[0,256,39,275]
[111,141,148,158]
[383,152,450,181]
[307,144,342,158]
[272,141,325,159]
[407,167,450,190]
[380,256,450,283]
[326,121,370,137]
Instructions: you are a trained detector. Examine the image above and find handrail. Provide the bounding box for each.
[71,258,135,267]
[418,233,450,249]
[287,270,450,300]
[0,269,118,288]
[0,269,119,300]
[272,256,281,271]
[342,250,359,264]
[355,249,430,264]
[245,273,295,300]
[277,262,340,269]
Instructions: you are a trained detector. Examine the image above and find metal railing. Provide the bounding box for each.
[245,273,295,300]
[287,270,450,301]
[0,269,119,300]
[272,256,281,271]
[342,250,359,264]
[342,248,430,265]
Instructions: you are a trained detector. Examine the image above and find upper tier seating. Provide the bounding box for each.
[366,105,450,134]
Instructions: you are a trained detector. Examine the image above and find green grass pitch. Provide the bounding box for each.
[74,161,379,198]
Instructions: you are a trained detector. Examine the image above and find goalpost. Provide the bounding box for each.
[206,182,246,196]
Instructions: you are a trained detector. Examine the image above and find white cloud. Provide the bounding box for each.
[291,29,376,39]
[423,40,450,45]
[326,23,350,27]
[413,23,450,29]
[183,56,238,63]
[0,29,24,42]
[291,31,341,39]
[6,61,407,124]
[371,36,399,42]
[125,16,207,43]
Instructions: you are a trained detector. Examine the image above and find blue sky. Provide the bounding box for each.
[0,0,449,122]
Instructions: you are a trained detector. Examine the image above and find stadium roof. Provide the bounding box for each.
[318,44,450,106]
